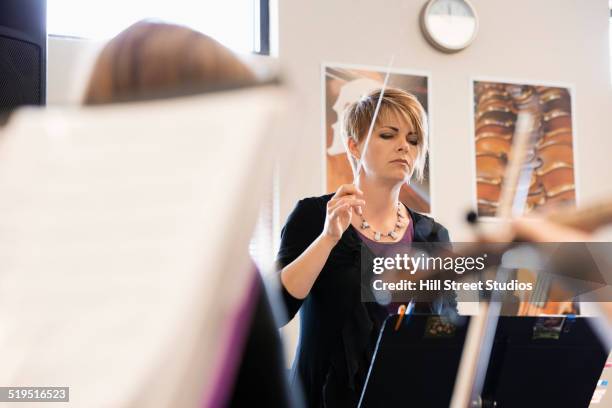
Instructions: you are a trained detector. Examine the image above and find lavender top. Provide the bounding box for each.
[355,215,415,314]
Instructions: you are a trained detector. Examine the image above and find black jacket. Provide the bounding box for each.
[275,194,456,408]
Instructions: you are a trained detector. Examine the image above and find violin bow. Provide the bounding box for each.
[450,111,535,408]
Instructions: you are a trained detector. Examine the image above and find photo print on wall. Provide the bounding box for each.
[472,80,576,217]
[323,63,431,214]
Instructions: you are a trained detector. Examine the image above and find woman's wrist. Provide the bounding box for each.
[318,232,340,249]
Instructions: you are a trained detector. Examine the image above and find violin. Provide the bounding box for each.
[474,83,577,215]
[450,86,611,404]
[539,88,572,112]
[449,108,538,407]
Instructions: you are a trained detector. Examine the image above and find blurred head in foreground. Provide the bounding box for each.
[83,20,256,105]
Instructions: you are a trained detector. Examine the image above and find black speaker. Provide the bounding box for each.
[0,0,46,113]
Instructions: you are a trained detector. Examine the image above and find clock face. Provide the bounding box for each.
[422,0,478,52]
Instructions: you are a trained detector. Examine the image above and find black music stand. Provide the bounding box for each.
[359,314,608,408]
[358,313,470,407]
[481,316,608,407]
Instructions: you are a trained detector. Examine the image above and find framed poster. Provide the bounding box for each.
[323,63,432,213]
[471,79,577,217]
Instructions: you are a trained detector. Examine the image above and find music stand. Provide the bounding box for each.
[481,316,608,407]
[358,313,470,407]
[359,314,608,408]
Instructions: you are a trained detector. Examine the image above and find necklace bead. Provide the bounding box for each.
[359,202,405,241]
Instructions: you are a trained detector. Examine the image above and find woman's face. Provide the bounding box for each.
[352,109,419,184]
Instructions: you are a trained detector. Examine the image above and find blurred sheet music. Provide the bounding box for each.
[0,86,286,407]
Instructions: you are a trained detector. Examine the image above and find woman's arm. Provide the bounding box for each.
[279,185,364,299]
[280,233,339,299]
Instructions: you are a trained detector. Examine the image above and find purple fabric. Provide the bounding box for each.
[202,265,260,408]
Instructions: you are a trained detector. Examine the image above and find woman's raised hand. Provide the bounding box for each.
[322,184,365,243]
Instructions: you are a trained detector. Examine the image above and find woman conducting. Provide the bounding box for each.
[277,87,457,407]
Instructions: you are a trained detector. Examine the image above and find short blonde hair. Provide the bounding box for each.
[341,87,428,182]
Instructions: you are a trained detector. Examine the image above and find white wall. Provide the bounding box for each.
[277,0,612,241]
[276,0,612,363]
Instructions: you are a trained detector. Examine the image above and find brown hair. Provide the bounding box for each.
[83,20,256,105]
[342,87,429,181]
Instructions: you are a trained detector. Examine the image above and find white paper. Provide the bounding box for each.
[0,86,286,408]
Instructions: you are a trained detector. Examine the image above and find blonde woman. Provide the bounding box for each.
[277,88,456,407]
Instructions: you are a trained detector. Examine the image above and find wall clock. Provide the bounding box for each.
[420,0,479,53]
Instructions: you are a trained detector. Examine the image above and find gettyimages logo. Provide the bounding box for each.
[360,242,611,303]
[372,252,488,275]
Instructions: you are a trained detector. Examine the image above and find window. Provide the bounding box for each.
[48,0,270,54]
